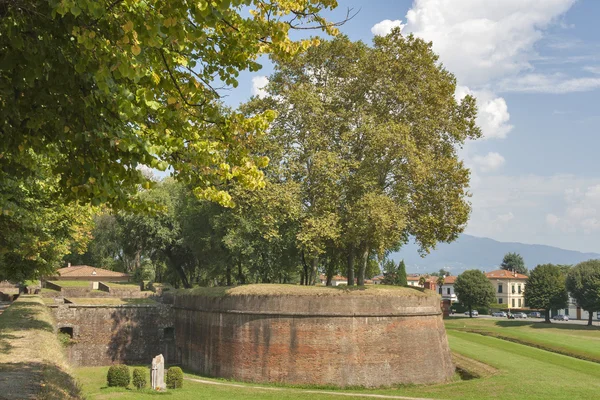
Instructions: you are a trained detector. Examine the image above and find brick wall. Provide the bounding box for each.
[49,304,176,366]
[173,292,454,388]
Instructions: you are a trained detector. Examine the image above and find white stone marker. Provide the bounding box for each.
[151,354,166,390]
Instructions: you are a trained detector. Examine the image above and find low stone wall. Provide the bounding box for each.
[49,303,176,366]
[173,285,454,388]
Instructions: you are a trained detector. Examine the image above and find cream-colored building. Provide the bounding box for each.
[486,269,528,309]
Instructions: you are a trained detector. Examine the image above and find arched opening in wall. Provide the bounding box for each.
[59,326,74,339]
[163,327,174,340]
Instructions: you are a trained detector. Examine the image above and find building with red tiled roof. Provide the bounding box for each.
[48,264,130,282]
[485,269,528,309]
[438,276,458,303]
[318,274,349,286]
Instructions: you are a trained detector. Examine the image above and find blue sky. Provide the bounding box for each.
[224,0,600,253]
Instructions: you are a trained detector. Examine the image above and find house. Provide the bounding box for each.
[406,275,421,287]
[486,269,527,309]
[372,275,384,284]
[438,276,458,303]
[556,297,600,321]
[318,274,349,286]
[47,264,130,282]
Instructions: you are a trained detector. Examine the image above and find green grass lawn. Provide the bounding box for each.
[49,280,91,288]
[75,321,600,400]
[445,316,600,362]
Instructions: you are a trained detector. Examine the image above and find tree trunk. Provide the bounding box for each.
[469,305,472,318]
[301,250,310,286]
[357,248,368,286]
[346,250,355,286]
[311,256,319,286]
[588,310,593,326]
[226,264,232,286]
[165,248,191,289]
[545,308,551,323]
[237,260,245,284]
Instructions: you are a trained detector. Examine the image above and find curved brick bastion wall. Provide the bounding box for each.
[173,285,454,388]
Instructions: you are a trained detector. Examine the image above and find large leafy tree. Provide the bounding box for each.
[501,252,528,275]
[454,270,495,317]
[1,0,340,209]
[244,33,480,285]
[524,264,568,323]
[566,260,600,326]
[0,162,93,281]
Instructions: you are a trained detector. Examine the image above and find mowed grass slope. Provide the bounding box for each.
[76,322,600,400]
[0,295,81,399]
[445,317,600,362]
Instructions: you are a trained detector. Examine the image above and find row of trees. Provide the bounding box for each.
[454,260,600,325]
[7,29,482,285]
[0,0,344,281]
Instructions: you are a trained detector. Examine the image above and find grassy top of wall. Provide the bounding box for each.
[0,295,81,399]
[176,283,436,298]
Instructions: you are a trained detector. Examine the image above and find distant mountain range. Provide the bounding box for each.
[389,234,600,275]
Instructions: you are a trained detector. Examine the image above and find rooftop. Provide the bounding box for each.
[485,269,528,280]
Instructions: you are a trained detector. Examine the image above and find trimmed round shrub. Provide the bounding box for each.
[107,365,130,388]
[132,367,147,389]
[166,367,183,389]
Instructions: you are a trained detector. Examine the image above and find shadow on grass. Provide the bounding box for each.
[0,361,82,400]
[494,320,600,331]
[0,301,55,333]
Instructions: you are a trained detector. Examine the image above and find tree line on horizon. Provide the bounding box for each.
[1,3,483,287]
[452,255,600,326]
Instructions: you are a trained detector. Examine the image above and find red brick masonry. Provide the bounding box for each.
[173,291,454,388]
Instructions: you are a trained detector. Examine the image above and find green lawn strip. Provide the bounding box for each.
[445,318,600,363]
[76,366,417,400]
[75,328,600,400]
[49,280,91,288]
[0,295,81,399]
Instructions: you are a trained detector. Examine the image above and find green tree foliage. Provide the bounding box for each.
[0,161,93,281]
[501,252,528,275]
[566,260,600,326]
[1,0,340,210]
[107,365,130,388]
[397,260,408,286]
[132,367,147,390]
[382,259,409,286]
[524,264,568,323]
[454,270,495,317]
[166,367,183,389]
[244,33,480,285]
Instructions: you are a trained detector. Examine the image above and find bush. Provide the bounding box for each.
[107,365,130,388]
[166,367,183,389]
[132,367,147,389]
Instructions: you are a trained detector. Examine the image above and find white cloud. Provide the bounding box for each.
[498,73,600,93]
[456,86,513,139]
[371,19,405,36]
[465,175,600,251]
[404,0,575,87]
[546,213,560,227]
[583,66,600,75]
[251,76,269,99]
[546,184,600,234]
[472,152,505,172]
[496,212,515,223]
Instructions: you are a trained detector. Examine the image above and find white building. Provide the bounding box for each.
[438,276,458,303]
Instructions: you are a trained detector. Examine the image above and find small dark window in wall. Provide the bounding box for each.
[59,327,74,338]
[163,327,175,340]
[447,288,451,295]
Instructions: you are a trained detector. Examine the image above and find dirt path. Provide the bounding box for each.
[184,377,439,400]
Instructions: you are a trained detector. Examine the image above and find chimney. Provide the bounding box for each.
[513,270,516,277]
